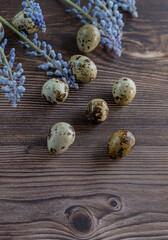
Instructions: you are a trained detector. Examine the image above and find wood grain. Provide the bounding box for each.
[0,0,168,239]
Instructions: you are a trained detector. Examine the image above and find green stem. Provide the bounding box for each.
[0,16,76,86]
[0,46,17,107]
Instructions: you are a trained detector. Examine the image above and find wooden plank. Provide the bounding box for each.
[0,0,167,239]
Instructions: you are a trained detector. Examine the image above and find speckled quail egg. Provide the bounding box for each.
[47,122,76,155]
[0,22,4,41]
[108,130,135,160]
[86,99,109,124]
[77,24,101,53]
[68,55,97,83]
[112,77,136,106]
[12,11,38,34]
[42,78,69,104]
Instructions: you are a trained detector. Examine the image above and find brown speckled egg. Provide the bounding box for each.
[68,55,97,83]
[86,99,109,124]
[42,78,69,104]
[0,22,4,41]
[47,122,76,155]
[12,11,38,34]
[112,77,136,106]
[77,24,101,53]
[108,130,135,160]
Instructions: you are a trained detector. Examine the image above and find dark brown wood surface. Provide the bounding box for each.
[0,0,168,239]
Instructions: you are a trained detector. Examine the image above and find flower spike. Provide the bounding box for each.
[114,0,138,18]
[0,37,25,107]
[23,0,46,32]
[12,0,46,34]
[0,22,4,41]
[23,33,78,89]
[64,0,138,56]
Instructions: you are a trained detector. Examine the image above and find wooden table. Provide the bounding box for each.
[0,0,167,239]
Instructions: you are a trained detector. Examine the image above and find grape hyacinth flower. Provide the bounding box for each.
[12,0,46,34]
[113,0,138,17]
[0,34,26,107]
[64,0,137,56]
[22,32,78,88]
[0,16,78,89]
[0,22,4,41]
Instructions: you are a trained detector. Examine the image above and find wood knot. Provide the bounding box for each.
[65,206,95,235]
[108,197,122,211]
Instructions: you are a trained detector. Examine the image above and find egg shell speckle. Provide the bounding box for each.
[47,122,76,155]
[112,77,136,106]
[68,55,97,83]
[12,10,38,34]
[108,130,135,160]
[86,98,109,124]
[42,78,69,104]
[77,24,101,53]
[0,22,4,41]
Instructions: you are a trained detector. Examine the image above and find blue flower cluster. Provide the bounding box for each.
[66,0,137,56]
[0,34,25,107]
[0,22,4,41]
[22,0,46,32]
[114,0,138,17]
[19,33,78,89]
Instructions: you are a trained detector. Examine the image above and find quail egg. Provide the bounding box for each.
[77,24,101,53]
[86,98,109,124]
[108,130,135,160]
[68,55,97,83]
[47,122,76,155]
[12,11,38,34]
[42,78,69,104]
[0,22,4,40]
[112,77,136,106]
